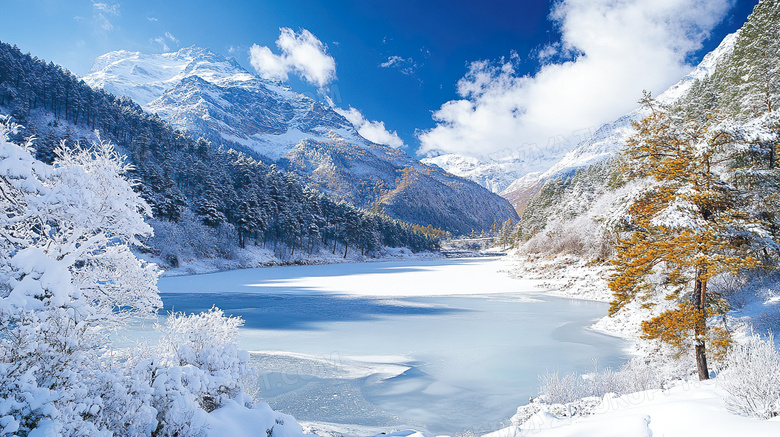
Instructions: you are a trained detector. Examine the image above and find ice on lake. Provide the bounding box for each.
[155,258,628,435]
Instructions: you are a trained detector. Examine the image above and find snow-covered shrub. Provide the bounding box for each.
[522,213,612,260]
[537,358,663,405]
[159,307,255,404]
[0,119,300,436]
[514,357,673,427]
[137,307,257,434]
[721,333,780,419]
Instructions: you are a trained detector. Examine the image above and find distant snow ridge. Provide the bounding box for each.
[422,153,554,194]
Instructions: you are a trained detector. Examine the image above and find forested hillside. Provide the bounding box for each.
[0,42,440,267]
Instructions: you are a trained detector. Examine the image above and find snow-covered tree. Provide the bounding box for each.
[608,94,776,380]
[0,117,161,434]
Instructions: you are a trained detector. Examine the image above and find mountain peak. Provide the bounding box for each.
[83,46,255,106]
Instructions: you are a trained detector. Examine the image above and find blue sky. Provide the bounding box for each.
[0,0,760,158]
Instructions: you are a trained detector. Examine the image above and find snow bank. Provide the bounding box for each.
[144,241,443,278]
[505,253,612,302]
[495,380,780,437]
[205,401,305,437]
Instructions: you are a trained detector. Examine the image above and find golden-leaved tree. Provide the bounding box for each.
[609,92,775,380]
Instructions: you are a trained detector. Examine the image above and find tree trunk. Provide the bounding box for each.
[695,344,709,381]
[692,277,710,380]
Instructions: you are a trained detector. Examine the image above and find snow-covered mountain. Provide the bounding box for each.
[425,32,739,213]
[84,47,362,159]
[83,47,518,233]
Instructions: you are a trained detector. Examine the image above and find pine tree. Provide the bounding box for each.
[608,93,773,380]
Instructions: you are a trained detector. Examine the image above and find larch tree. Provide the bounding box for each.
[608,93,775,380]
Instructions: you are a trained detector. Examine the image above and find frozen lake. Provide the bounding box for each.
[157,257,628,435]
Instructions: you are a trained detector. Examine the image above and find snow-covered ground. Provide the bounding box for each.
[487,379,780,437]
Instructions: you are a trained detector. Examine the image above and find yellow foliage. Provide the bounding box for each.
[641,303,702,352]
[608,93,766,377]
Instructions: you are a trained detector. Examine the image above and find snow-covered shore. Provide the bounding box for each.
[493,251,780,437]
[141,245,444,278]
[488,380,780,437]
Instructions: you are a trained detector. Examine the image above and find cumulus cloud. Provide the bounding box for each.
[418,0,733,158]
[249,28,336,87]
[335,107,406,149]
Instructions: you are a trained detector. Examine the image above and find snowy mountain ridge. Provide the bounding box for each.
[422,153,551,194]
[86,47,257,106]
[84,47,363,160]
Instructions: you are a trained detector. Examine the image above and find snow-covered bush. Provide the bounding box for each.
[720,333,780,419]
[148,212,240,267]
[512,357,677,427]
[157,307,255,411]
[521,213,612,260]
[537,358,663,405]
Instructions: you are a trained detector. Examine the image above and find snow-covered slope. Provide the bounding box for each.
[490,379,780,437]
[84,47,518,233]
[85,47,257,106]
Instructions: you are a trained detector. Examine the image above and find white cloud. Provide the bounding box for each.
[150,31,179,52]
[92,1,120,16]
[418,0,733,158]
[164,31,179,44]
[249,28,336,87]
[151,36,169,51]
[380,55,418,76]
[335,107,406,149]
[380,56,406,68]
[147,16,158,22]
[91,1,120,32]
